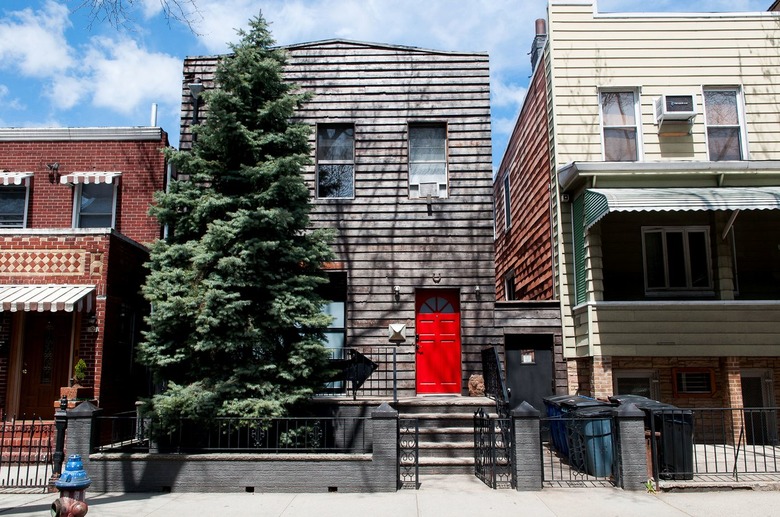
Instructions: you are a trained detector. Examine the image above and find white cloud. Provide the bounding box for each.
[0,84,25,111]
[0,0,73,77]
[492,81,527,110]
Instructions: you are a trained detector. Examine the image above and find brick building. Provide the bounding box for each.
[0,127,168,417]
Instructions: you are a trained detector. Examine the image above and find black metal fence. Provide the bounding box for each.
[649,407,780,484]
[481,347,510,418]
[473,408,514,489]
[398,418,419,489]
[320,346,398,402]
[540,414,617,488]
[0,416,54,492]
[94,415,371,454]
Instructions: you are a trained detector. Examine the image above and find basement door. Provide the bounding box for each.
[415,289,461,394]
[505,334,554,413]
[19,312,72,418]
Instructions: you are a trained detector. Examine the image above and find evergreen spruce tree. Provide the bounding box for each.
[139,13,334,428]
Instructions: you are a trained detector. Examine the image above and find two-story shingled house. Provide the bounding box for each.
[498,1,780,424]
[180,40,496,400]
[0,127,168,417]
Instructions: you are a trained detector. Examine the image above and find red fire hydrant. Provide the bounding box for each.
[51,455,91,517]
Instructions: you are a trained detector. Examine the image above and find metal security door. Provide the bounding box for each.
[415,290,461,394]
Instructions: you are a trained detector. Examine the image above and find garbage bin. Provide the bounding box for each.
[567,405,614,477]
[543,395,609,457]
[611,396,694,480]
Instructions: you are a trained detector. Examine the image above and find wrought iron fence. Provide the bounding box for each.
[94,415,371,454]
[473,408,514,489]
[649,407,780,484]
[398,418,419,489]
[540,414,617,488]
[481,347,510,419]
[320,346,398,402]
[0,416,54,492]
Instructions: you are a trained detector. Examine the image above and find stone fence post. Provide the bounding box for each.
[371,402,399,492]
[64,402,102,485]
[511,401,542,491]
[612,403,647,490]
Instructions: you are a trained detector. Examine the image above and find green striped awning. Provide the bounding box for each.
[584,187,780,229]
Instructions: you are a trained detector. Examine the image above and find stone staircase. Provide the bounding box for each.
[393,396,495,475]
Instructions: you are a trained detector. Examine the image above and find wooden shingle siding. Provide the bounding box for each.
[180,40,496,396]
[548,2,780,165]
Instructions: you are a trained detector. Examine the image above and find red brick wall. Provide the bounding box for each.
[494,62,553,301]
[0,137,167,245]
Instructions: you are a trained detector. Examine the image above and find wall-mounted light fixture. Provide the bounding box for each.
[187,79,204,125]
[393,285,400,300]
[475,285,481,299]
[46,162,60,183]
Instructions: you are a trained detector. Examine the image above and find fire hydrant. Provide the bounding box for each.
[51,455,91,517]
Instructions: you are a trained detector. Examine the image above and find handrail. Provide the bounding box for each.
[481,346,510,418]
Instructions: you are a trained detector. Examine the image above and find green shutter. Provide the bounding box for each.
[572,195,586,306]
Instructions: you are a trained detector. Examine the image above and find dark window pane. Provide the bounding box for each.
[666,231,686,288]
[79,183,114,228]
[604,128,637,161]
[616,377,652,398]
[688,231,710,288]
[644,232,665,288]
[317,125,353,161]
[0,186,26,228]
[317,164,354,198]
[707,127,742,161]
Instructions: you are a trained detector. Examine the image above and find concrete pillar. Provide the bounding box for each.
[613,403,648,490]
[371,402,399,492]
[512,401,542,491]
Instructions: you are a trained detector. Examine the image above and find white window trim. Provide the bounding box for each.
[702,86,748,161]
[598,88,643,162]
[315,123,355,200]
[0,178,31,229]
[408,123,449,199]
[503,174,511,231]
[72,182,118,229]
[641,225,713,295]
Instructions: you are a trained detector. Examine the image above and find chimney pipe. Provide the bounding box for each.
[530,18,547,70]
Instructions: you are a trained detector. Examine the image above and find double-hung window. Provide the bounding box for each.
[642,226,711,293]
[600,90,640,162]
[409,124,448,198]
[316,124,354,199]
[75,183,117,228]
[0,174,31,228]
[704,88,745,161]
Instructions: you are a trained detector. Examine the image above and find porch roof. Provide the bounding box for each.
[584,187,780,229]
[0,285,95,312]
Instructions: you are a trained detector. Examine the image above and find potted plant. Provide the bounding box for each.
[60,359,93,401]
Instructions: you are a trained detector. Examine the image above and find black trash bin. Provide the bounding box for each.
[611,396,694,480]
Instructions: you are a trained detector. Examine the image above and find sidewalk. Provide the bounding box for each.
[3,475,780,517]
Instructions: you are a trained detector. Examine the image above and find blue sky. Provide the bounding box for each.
[0,0,772,168]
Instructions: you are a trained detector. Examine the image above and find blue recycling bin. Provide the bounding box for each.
[543,395,610,458]
[567,405,614,477]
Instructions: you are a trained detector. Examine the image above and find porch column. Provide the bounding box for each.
[592,355,613,400]
[714,212,736,301]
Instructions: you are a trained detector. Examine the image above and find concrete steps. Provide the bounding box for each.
[394,396,494,476]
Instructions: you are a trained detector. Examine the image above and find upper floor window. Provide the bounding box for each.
[0,173,31,228]
[503,175,511,230]
[316,124,354,199]
[74,183,117,228]
[409,124,448,199]
[704,88,745,161]
[503,270,516,301]
[642,226,711,293]
[600,90,640,162]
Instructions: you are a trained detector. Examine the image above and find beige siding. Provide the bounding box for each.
[548,1,780,165]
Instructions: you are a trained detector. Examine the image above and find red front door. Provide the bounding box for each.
[415,289,461,394]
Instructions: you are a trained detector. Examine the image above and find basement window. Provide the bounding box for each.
[673,368,715,396]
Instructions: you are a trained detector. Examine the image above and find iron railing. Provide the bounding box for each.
[398,418,419,489]
[481,347,510,419]
[540,414,617,488]
[0,416,54,492]
[474,408,514,489]
[94,416,371,454]
[320,346,398,402]
[649,407,780,484]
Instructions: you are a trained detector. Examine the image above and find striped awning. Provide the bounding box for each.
[0,285,96,312]
[584,187,780,229]
[0,172,33,185]
[59,171,121,185]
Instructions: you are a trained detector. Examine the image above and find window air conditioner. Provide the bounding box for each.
[654,94,697,124]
